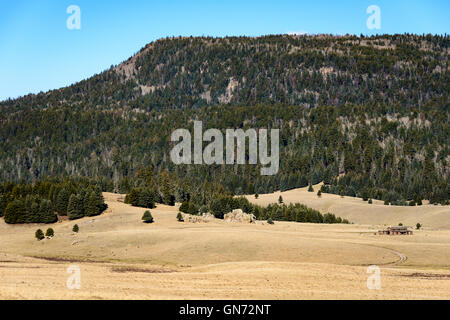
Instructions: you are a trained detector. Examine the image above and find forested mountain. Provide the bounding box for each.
[0,34,448,207]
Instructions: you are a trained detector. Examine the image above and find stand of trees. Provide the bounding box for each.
[0,179,107,224]
[0,35,448,207]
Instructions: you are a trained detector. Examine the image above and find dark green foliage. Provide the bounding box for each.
[40,200,58,223]
[125,188,156,209]
[67,194,84,220]
[35,229,44,241]
[416,223,422,230]
[368,199,373,204]
[278,196,283,204]
[308,184,314,192]
[56,188,70,216]
[399,223,403,226]
[142,210,154,223]
[255,193,259,199]
[179,201,190,213]
[317,190,322,198]
[4,200,25,224]
[73,224,79,232]
[267,218,274,225]
[177,212,184,222]
[45,228,54,238]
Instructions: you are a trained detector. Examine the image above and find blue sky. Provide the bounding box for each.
[0,0,448,101]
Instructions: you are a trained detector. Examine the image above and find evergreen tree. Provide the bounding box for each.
[142,210,154,223]
[179,201,190,213]
[56,188,70,216]
[45,228,54,238]
[40,200,58,223]
[73,224,79,233]
[67,194,84,220]
[35,229,44,241]
[177,212,184,222]
[4,200,25,224]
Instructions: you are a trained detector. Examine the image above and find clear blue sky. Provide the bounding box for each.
[0,0,448,101]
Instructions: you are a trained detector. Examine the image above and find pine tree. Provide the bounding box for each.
[45,228,54,238]
[40,199,57,223]
[67,194,84,220]
[4,200,25,224]
[179,201,190,213]
[278,195,283,204]
[142,210,154,223]
[35,229,44,241]
[73,224,79,233]
[56,188,70,216]
[85,192,99,217]
[177,212,184,222]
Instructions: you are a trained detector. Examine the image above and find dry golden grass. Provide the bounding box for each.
[0,192,449,300]
[245,183,450,230]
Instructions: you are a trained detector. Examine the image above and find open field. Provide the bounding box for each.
[0,192,449,299]
[245,183,450,230]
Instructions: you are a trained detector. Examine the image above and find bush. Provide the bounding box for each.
[267,218,274,225]
[45,228,54,238]
[72,224,79,233]
[35,229,44,241]
[317,190,322,198]
[416,223,422,230]
[177,212,184,222]
[368,199,373,204]
[278,195,283,204]
[179,201,190,213]
[142,210,154,223]
[409,200,416,206]
[398,223,403,226]
[255,193,259,199]
[308,184,314,192]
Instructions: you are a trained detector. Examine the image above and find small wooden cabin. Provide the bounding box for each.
[378,226,413,235]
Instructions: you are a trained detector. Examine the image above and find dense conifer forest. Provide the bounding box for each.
[0,34,448,224]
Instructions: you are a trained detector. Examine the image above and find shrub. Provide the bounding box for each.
[308,184,314,192]
[255,193,259,199]
[142,210,154,223]
[45,228,54,238]
[368,199,373,204]
[72,224,79,233]
[409,200,416,206]
[398,223,403,226]
[179,201,190,213]
[317,190,322,198]
[416,223,422,230]
[278,195,283,204]
[177,212,184,222]
[35,229,44,241]
[267,218,274,225]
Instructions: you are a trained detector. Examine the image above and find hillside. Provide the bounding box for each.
[245,183,450,230]
[0,34,448,209]
[0,193,449,299]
